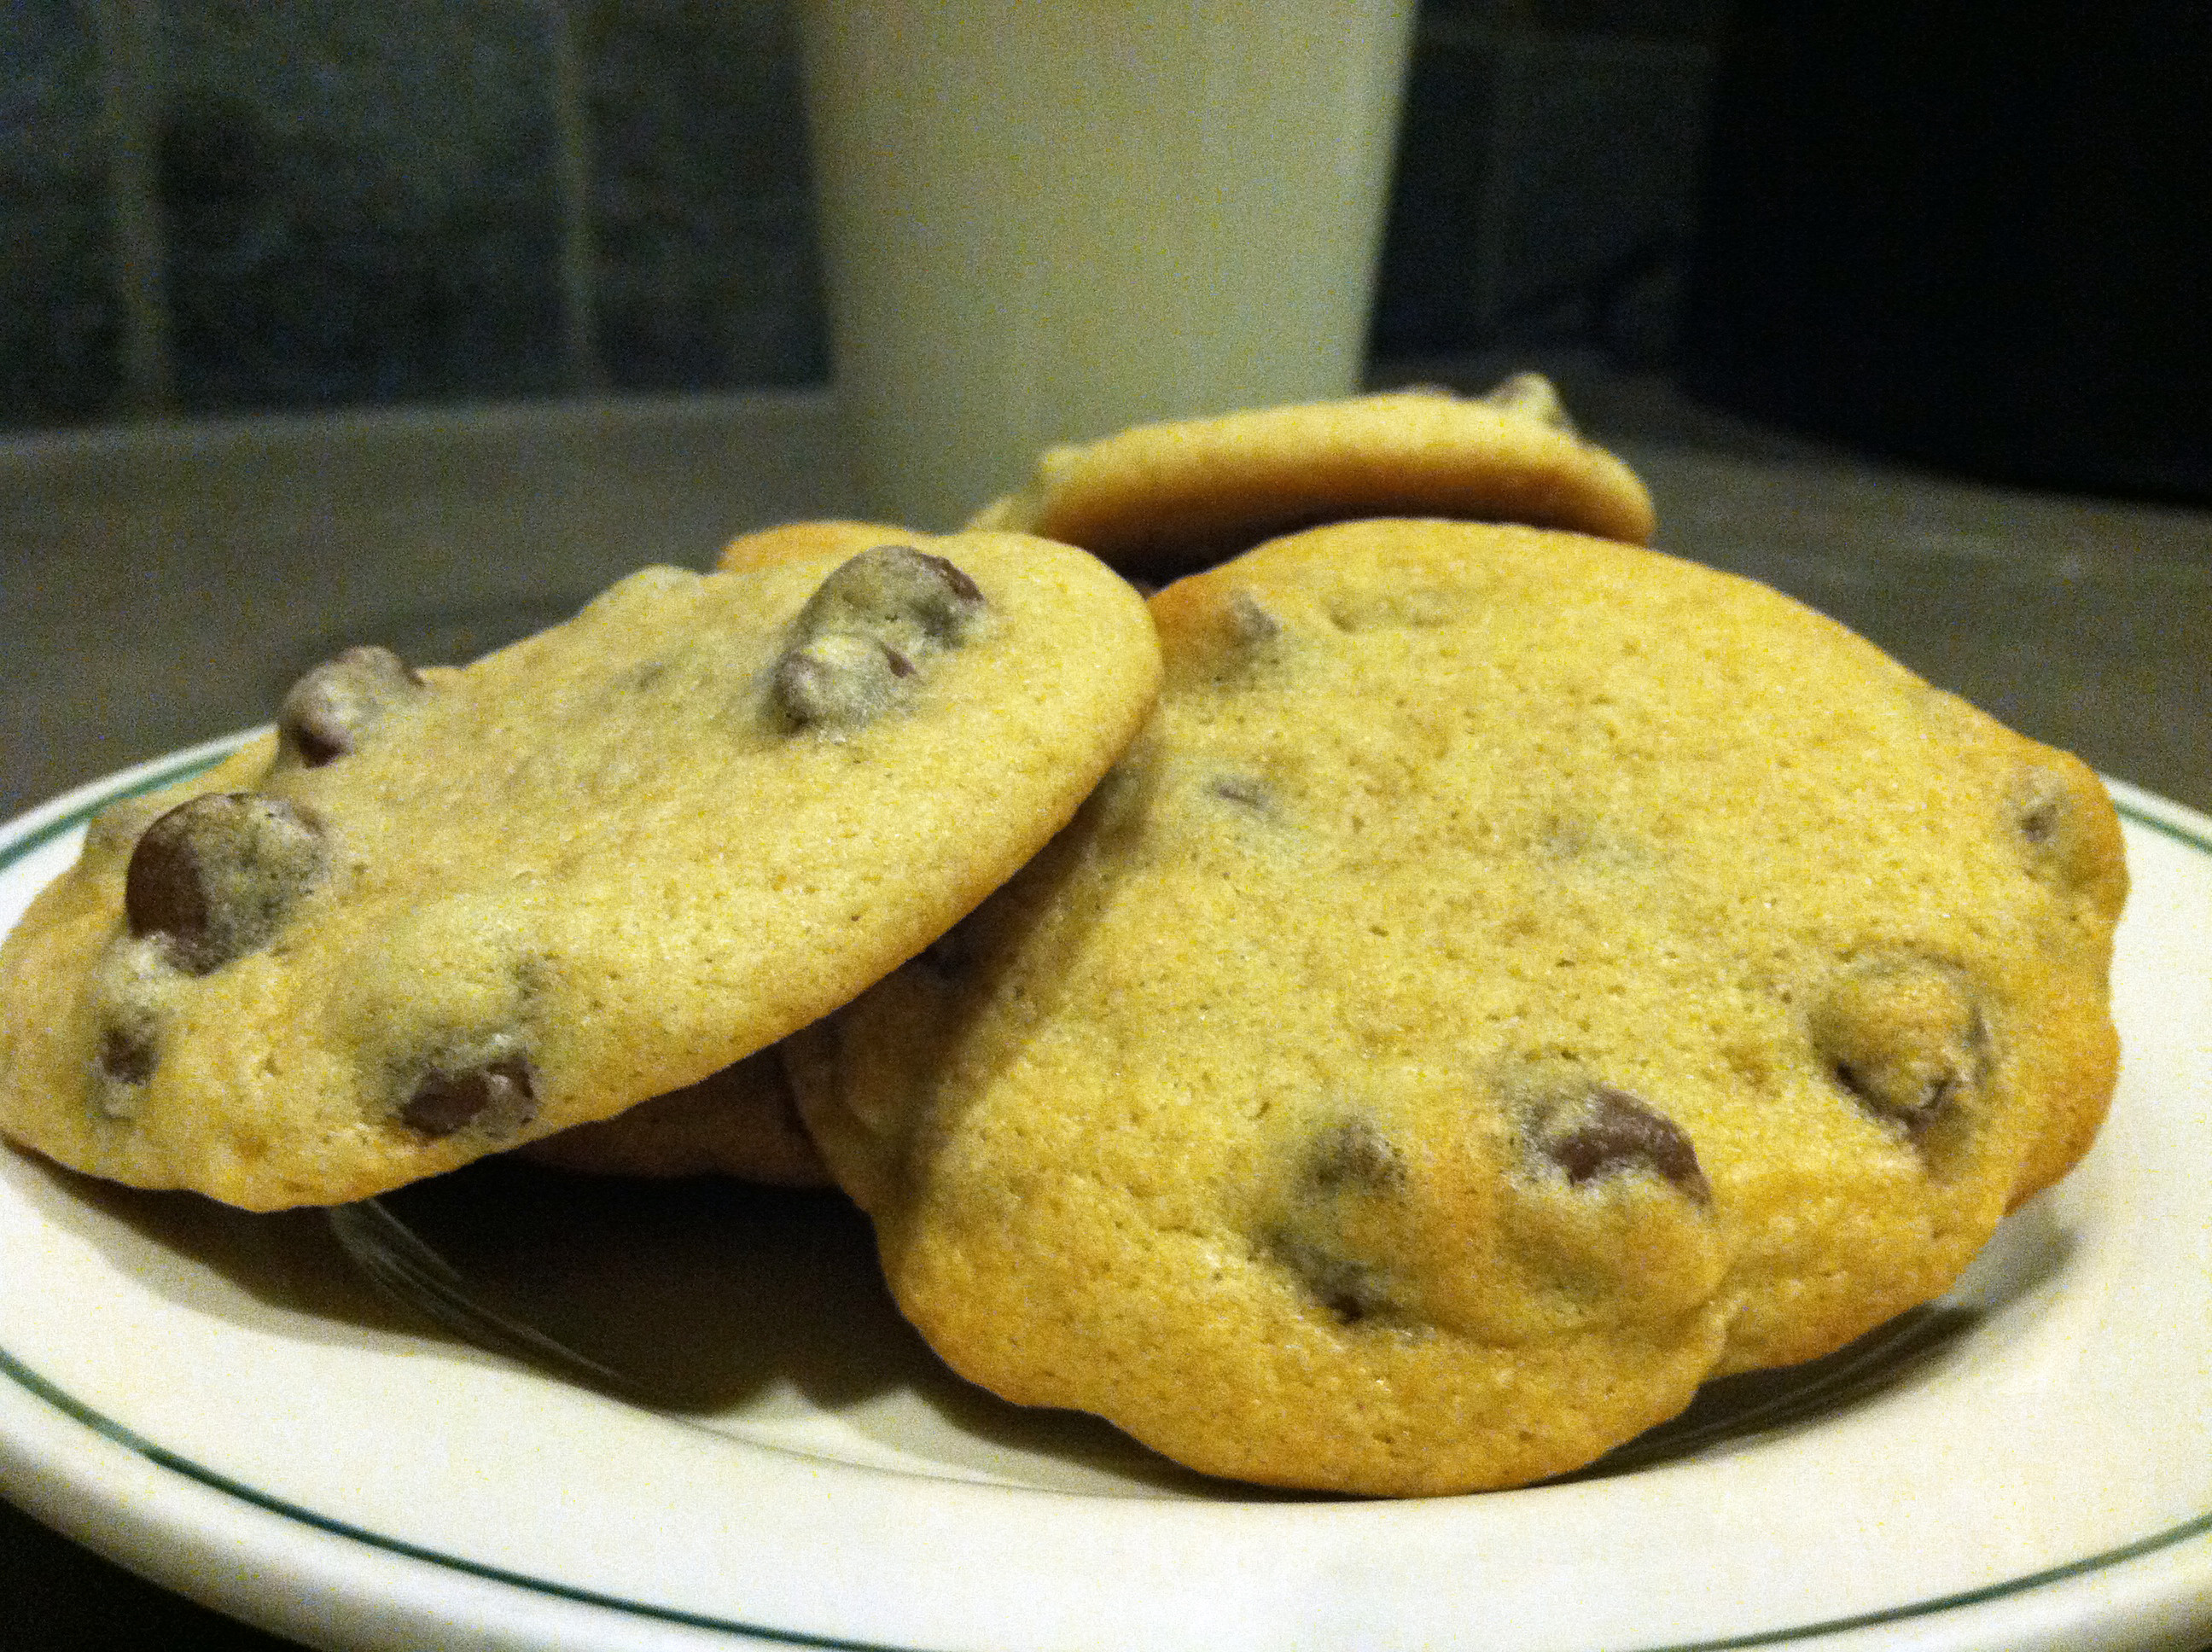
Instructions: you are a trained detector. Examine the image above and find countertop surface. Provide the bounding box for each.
[7,371,2208,828]
[1,370,2207,1649]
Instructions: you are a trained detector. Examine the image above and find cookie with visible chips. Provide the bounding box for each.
[963,373,1656,581]
[789,518,2125,1496]
[0,533,1161,1210]
[509,515,925,1190]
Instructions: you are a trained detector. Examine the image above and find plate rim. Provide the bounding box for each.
[1,739,2208,1652]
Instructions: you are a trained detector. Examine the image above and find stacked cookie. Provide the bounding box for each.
[0,379,2126,1493]
[0,537,1160,1207]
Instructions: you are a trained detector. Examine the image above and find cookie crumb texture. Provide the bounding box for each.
[0,535,1161,1209]
[792,520,2126,1496]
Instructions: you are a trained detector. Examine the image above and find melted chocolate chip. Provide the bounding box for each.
[1540,1086,1710,1201]
[400,1057,536,1137]
[277,645,424,766]
[124,793,327,974]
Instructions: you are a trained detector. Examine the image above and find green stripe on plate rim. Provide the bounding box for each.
[1,741,2207,1651]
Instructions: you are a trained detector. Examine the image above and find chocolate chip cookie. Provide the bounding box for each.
[963,373,1656,580]
[0,534,1161,1209]
[789,518,2125,1495]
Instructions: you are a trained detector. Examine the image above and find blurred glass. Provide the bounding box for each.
[797,0,1416,529]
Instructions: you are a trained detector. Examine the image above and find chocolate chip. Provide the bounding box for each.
[96,1025,157,1088]
[277,646,424,766]
[400,1056,536,1137]
[124,793,328,974]
[1537,1086,1710,1202]
[1227,590,1282,645]
[1270,1231,1395,1323]
[771,632,913,728]
[771,546,988,733]
[1811,958,1986,1139]
[1306,1117,1405,1194]
[795,544,986,644]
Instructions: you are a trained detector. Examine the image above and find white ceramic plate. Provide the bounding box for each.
[0,735,2207,1652]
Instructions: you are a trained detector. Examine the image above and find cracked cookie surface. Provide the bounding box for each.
[0,532,1161,1209]
[789,518,2125,1495]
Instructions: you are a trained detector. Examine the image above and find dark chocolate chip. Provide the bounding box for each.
[400,1057,536,1137]
[1540,1086,1710,1201]
[277,645,424,766]
[124,793,328,974]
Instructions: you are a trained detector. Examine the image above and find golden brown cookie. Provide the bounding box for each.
[790,518,2124,1495]
[963,374,1656,580]
[0,534,1161,1209]
[718,519,918,575]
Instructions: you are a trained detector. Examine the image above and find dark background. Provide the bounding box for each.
[6,0,2207,498]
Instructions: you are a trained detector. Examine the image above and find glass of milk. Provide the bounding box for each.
[795,0,1417,531]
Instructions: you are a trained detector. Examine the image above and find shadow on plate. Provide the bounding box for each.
[18,1141,2082,1498]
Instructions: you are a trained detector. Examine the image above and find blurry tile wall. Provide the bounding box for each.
[0,0,1723,433]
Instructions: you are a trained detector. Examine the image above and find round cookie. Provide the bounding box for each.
[789,519,2126,1496]
[517,1048,827,1186]
[719,519,917,576]
[963,373,1656,581]
[0,534,1161,1210]
[570,519,1020,1190]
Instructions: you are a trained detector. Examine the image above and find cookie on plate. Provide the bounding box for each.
[530,519,1015,1190]
[0,534,1161,1210]
[517,1048,827,1186]
[963,373,1656,581]
[789,518,2125,1496]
